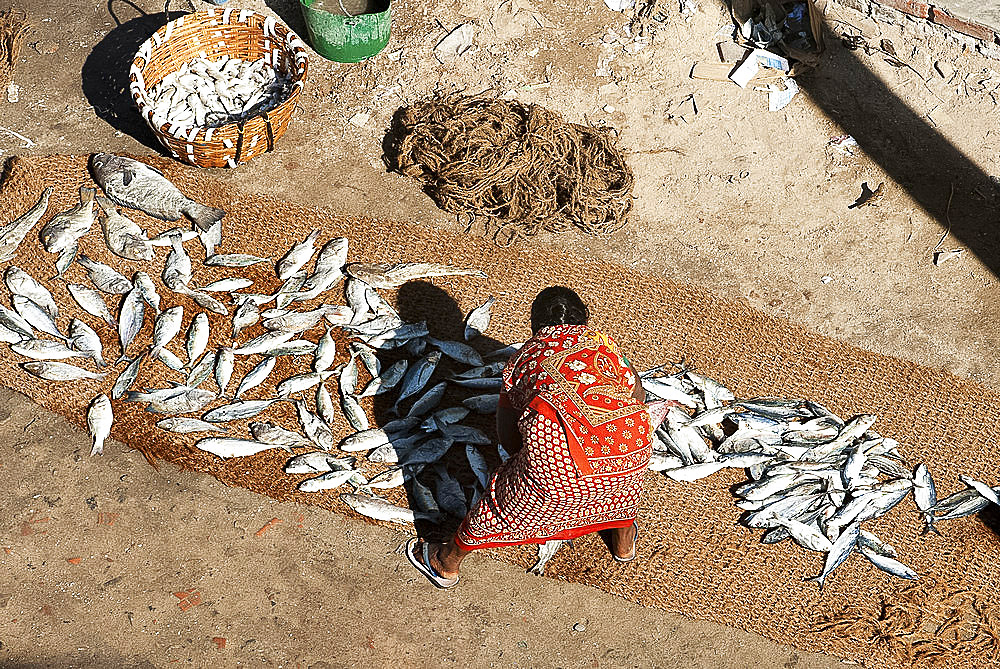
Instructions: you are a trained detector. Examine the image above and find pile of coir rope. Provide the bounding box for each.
[385,93,634,245]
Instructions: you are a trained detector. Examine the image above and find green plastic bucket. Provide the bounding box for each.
[299,0,391,63]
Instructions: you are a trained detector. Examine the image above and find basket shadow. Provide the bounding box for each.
[368,280,506,543]
[81,2,177,153]
[263,0,309,39]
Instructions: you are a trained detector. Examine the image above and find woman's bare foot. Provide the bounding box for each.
[609,523,637,561]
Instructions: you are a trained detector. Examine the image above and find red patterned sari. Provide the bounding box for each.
[455,324,652,550]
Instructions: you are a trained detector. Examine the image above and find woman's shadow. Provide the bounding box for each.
[81,1,186,152]
[371,280,507,543]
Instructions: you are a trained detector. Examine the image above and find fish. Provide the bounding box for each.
[648,452,685,471]
[21,361,106,381]
[959,474,1000,506]
[186,351,216,388]
[358,359,408,398]
[234,356,276,398]
[117,287,146,362]
[233,330,295,355]
[263,306,335,333]
[394,350,442,412]
[89,153,225,230]
[5,266,59,318]
[309,237,349,278]
[12,296,66,341]
[340,393,370,431]
[284,452,356,474]
[462,393,500,414]
[298,469,366,493]
[449,377,502,390]
[0,187,51,261]
[339,493,438,524]
[162,235,192,291]
[68,319,106,368]
[193,437,283,459]
[53,242,78,280]
[77,254,132,295]
[465,444,490,489]
[186,313,209,364]
[434,467,468,517]
[296,400,334,451]
[203,399,282,423]
[250,421,314,449]
[399,437,454,467]
[156,345,189,371]
[156,417,227,434]
[198,219,222,257]
[464,296,495,340]
[452,362,505,380]
[316,382,336,425]
[0,321,24,344]
[111,354,144,399]
[859,546,917,580]
[39,187,95,253]
[67,283,115,326]
[276,229,320,280]
[214,347,235,397]
[277,371,329,398]
[912,464,939,535]
[428,336,483,367]
[312,327,336,373]
[528,540,566,576]
[133,272,161,314]
[87,394,113,456]
[808,522,861,589]
[421,407,470,432]
[96,196,153,261]
[406,381,447,418]
[344,262,487,289]
[204,253,269,267]
[345,278,373,324]
[11,339,89,361]
[231,298,259,339]
[198,277,253,293]
[151,306,184,353]
[273,271,310,310]
[138,387,216,414]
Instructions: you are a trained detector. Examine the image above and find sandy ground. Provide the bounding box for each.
[1,0,999,665]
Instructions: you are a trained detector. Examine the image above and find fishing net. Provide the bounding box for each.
[384,93,635,245]
[2,155,1000,669]
[0,8,27,92]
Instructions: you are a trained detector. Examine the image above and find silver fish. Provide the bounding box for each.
[214,346,235,397]
[284,452,355,474]
[162,235,192,291]
[117,287,145,361]
[450,377,502,390]
[12,295,66,341]
[39,187,95,253]
[193,437,281,459]
[358,359,408,398]
[22,361,105,381]
[296,400,334,451]
[313,327,336,373]
[186,313,209,364]
[89,153,225,230]
[150,227,198,246]
[87,394,113,456]
[198,277,253,293]
[411,478,441,516]
[203,399,282,423]
[250,421,313,448]
[339,424,408,452]
[298,469,366,493]
[111,354,144,399]
[344,262,487,289]
[204,253,269,267]
[808,522,861,589]
[399,437,454,467]
[133,271,161,314]
[340,393,370,430]
[465,444,490,489]
[428,336,483,367]
[234,356,276,398]
[151,306,183,352]
[434,467,469,518]
[913,464,939,535]
[367,466,408,490]
[263,306,334,333]
[277,371,329,398]
[276,229,320,280]
[349,342,381,376]
[67,283,114,326]
[184,288,228,316]
[96,196,153,261]
[407,381,447,418]
[859,546,918,580]
[5,266,58,318]
[309,237,349,277]
[293,268,344,303]
[339,493,437,524]
[0,187,51,261]
[394,350,442,411]
[339,356,359,397]
[198,219,222,257]
[186,350,217,388]
[648,452,685,471]
[345,278,372,324]
[464,296,495,340]
[234,330,295,355]
[316,382,336,425]
[141,387,216,414]
[231,298,259,339]
[68,319,106,368]
[528,540,566,576]
[462,393,499,414]
[960,474,1000,506]
[0,321,24,343]
[266,340,317,357]
[77,254,131,295]
[420,407,470,432]
[451,362,505,380]
[156,417,226,434]
[274,271,309,309]
[53,242,78,280]
[11,338,88,361]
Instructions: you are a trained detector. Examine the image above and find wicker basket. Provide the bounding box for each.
[129,8,309,168]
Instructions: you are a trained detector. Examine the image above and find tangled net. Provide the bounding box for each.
[385,93,634,245]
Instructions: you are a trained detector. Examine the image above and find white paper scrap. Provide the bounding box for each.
[768,78,799,111]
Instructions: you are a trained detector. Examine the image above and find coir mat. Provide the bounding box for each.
[0,155,997,668]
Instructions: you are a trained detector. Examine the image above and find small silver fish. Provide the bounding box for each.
[299,469,366,493]
[284,451,356,474]
[117,286,146,362]
[313,327,336,373]
[0,305,33,339]
[150,228,198,246]
[528,540,566,576]
[68,319,106,368]
[344,262,487,289]
[428,336,483,367]
[186,350,217,387]
[277,371,330,398]
[87,394,113,456]
[340,393,370,431]
[316,382,336,425]
[5,266,59,318]
[11,338,88,361]
[193,437,281,459]
[54,242,78,280]
[276,229,320,280]
[77,254,132,295]
[296,399,334,451]
[339,493,437,524]
[464,296,495,340]
[407,381,447,418]
[462,393,499,414]
[13,295,66,341]
[186,313,209,364]
[133,271,161,314]
[198,219,222,257]
[22,361,106,381]
[394,350,442,412]
[0,188,51,262]
[96,196,152,261]
[215,346,235,397]
[234,356,276,398]
[111,354,144,399]
[162,235,192,291]
[233,330,295,355]
[156,417,226,434]
[250,421,313,448]
[89,153,225,230]
[203,399,282,423]
[67,283,115,326]
[231,298,259,339]
[39,187,95,253]
[358,359,408,398]
[204,253,269,267]
[151,306,184,353]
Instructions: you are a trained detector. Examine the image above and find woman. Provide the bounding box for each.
[407,286,651,588]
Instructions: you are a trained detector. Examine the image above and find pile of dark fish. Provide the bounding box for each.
[1,153,995,587]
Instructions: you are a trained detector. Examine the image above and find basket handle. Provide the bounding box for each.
[233,111,276,165]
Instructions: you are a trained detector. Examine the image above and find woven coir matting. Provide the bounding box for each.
[1,155,998,668]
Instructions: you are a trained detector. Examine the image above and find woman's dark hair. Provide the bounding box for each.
[530,286,589,333]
